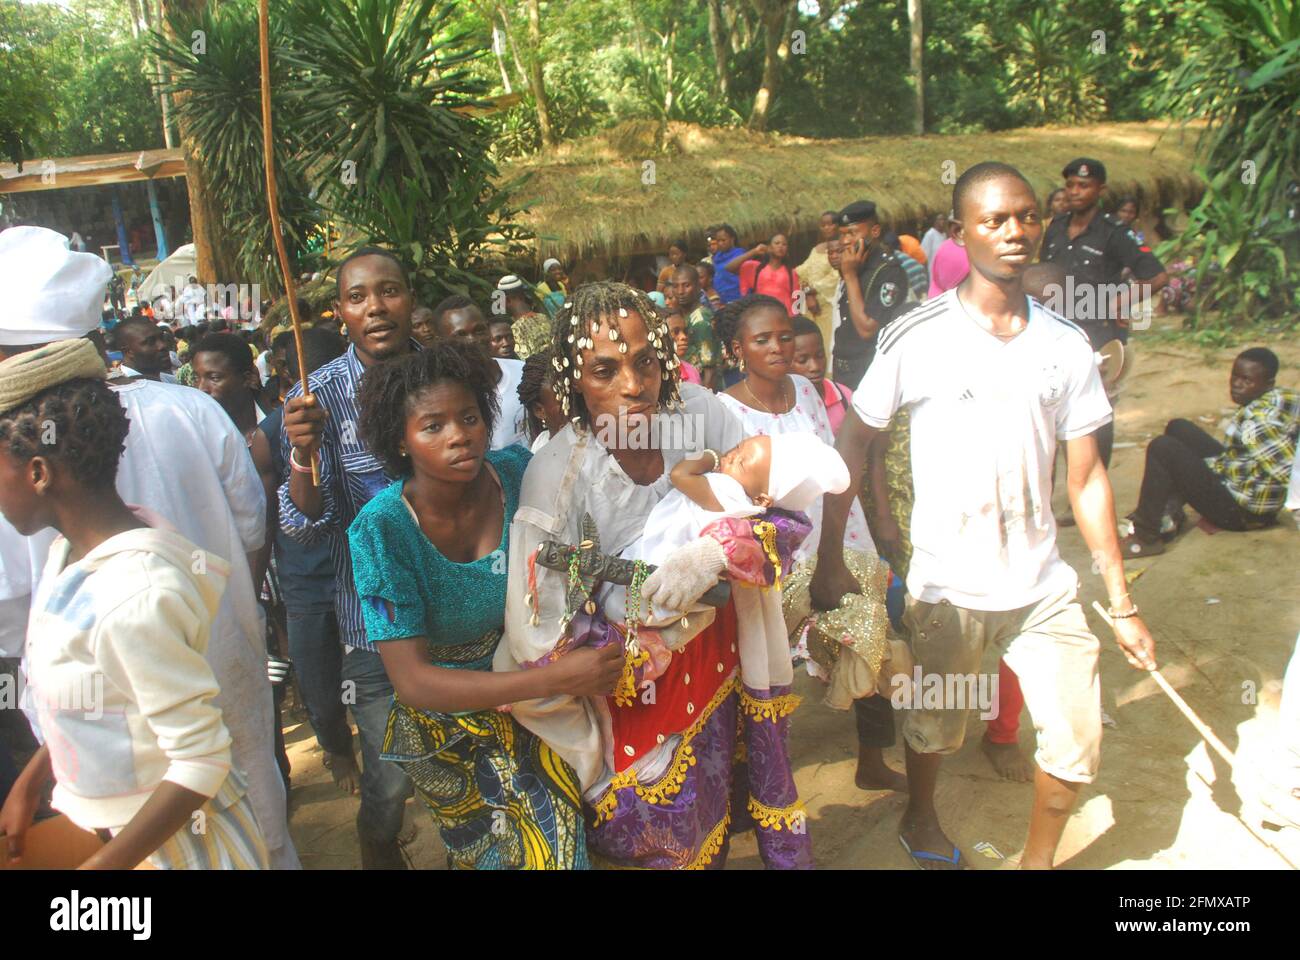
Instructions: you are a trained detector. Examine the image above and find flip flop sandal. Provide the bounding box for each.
[1121,534,1164,558]
[899,834,964,870]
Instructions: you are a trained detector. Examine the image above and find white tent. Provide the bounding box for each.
[136,243,197,304]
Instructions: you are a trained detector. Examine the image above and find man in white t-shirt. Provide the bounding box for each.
[811,163,1156,871]
[431,294,528,450]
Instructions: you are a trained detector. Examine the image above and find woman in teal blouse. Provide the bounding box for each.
[347,341,622,869]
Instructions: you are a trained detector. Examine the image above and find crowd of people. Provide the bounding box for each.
[0,155,1296,872]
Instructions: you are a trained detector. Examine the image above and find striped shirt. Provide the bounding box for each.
[278,343,414,651]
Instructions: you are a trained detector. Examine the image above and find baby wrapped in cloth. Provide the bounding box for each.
[611,432,907,707]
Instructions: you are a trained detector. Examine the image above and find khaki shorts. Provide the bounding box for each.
[898,586,1101,783]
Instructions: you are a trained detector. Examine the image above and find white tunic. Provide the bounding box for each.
[28,380,296,868]
[491,358,529,450]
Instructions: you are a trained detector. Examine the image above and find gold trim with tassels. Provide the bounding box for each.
[739,688,801,722]
[747,796,807,832]
[686,806,732,869]
[590,672,740,822]
[753,520,783,589]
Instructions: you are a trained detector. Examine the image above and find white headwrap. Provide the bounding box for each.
[497,274,525,292]
[542,258,561,273]
[766,432,849,512]
[0,226,112,345]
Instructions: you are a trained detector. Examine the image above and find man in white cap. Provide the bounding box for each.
[0,226,298,869]
[535,257,569,319]
[494,274,552,359]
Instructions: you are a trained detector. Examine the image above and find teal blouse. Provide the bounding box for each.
[347,445,531,669]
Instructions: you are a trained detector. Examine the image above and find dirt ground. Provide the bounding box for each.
[284,326,1300,870]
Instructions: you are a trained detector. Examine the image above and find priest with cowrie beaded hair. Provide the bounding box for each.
[496,279,815,870]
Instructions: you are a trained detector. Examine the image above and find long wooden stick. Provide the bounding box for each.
[1091,601,1237,770]
[258,0,318,485]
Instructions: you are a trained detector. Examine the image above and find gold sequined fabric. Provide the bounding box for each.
[782,550,892,678]
[860,407,914,580]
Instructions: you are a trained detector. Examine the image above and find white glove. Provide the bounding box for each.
[641,537,727,614]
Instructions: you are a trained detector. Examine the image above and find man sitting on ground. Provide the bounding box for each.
[1122,347,1300,557]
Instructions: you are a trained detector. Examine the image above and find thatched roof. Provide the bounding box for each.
[503,120,1205,264]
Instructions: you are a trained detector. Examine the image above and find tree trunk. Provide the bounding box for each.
[746,0,794,133]
[495,3,530,92]
[161,0,239,284]
[523,0,556,148]
[491,21,513,93]
[909,0,924,134]
[706,0,731,100]
[661,18,677,118]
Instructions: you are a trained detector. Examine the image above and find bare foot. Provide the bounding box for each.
[898,809,964,870]
[855,747,909,792]
[982,735,1034,782]
[323,750,360,796]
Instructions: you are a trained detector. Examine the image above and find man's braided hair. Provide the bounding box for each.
[546,280,682,429]
[0,379,129,490]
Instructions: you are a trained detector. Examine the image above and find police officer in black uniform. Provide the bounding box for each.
[1042,158,1168,467]
[834,200,911,387]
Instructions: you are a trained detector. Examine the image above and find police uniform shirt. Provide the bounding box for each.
[833,245,909,386]
[1041,210,1165,347]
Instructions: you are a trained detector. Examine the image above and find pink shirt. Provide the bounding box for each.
[740,260,801,314]
[819,379,854,435]
[679,360,702,384]
[927,238,970,297]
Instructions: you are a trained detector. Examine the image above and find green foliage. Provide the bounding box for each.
[1163,0,1300,215]
[0,1,57,165]
[152,1,317,291]
[1158,168,1300,327]
[155,0,532,306]
[0,0,161,164]
[1159,0,1300,327]
[1001,9,1105,124]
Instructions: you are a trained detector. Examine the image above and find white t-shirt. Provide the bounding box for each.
[492,357,529,450]
[852,289,1112,611]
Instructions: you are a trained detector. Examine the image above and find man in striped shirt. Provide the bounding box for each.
[279,247,416,869]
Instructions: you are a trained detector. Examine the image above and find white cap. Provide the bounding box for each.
[0,226,113,345]
[766,432,849,512]
[542,258,561,272]
[497,274,525,292]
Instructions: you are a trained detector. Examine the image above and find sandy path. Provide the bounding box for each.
[285,330,1300,869]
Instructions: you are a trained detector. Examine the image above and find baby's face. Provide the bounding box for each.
[718,435,772,504]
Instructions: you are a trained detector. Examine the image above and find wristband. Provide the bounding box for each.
[1107,603,1140,620]
[289,447,314,474]
[701,448,720,472]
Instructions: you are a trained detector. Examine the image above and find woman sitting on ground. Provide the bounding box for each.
[346,340,622,869]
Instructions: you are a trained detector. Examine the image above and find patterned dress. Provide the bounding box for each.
[347,446,588,869]
[684,304,721,379]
